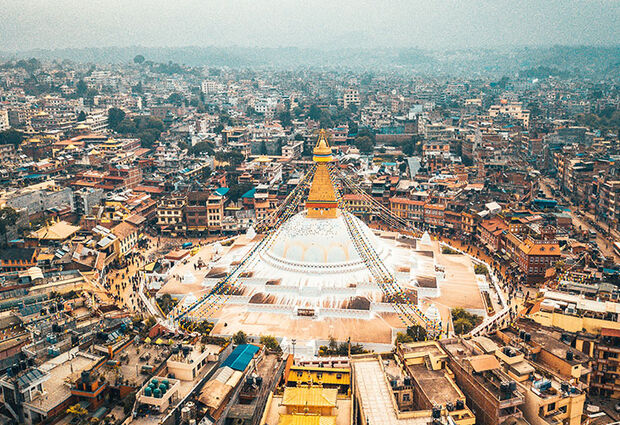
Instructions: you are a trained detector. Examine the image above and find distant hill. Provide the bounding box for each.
[1,45,618,76]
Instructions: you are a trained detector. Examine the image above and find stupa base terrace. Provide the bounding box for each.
[158,231,490,344]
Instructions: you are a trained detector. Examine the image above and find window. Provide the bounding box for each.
[336,373,342,379]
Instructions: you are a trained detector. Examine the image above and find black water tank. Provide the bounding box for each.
[509,381,517,392]
[566,351,574,361]
[432,406,441,418]
[456,400,465,410]
[446,402,454,412]
[524,333,531,342]
[561,382,569,392]
[519,330,526,339]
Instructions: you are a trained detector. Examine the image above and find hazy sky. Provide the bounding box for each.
[1,0,618,51]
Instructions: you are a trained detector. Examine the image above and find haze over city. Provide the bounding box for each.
[1,0,619,51]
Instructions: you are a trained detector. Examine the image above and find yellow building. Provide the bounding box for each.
[528,290,620,335]
[261,382,350,425]
[286,366,350,393]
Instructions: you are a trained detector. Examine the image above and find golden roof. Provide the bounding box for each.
[278,414,336,425]
[281,386,338,408]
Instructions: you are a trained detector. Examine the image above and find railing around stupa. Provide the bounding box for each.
[327,163,442,338]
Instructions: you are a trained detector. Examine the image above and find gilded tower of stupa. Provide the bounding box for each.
[306,130,338,219]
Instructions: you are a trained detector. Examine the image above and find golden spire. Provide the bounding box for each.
[312,129,333,163]
[307,130,338,219]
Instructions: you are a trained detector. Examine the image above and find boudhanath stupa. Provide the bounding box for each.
[162,132,486,344]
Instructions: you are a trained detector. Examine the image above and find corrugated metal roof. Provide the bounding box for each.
[221,344,259,371]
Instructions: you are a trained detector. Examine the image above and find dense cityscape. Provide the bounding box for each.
[0,11,619,425]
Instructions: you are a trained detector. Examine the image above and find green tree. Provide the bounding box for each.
[354,136,374,153]
[278,110,292,128]
[233,331,248,345]
[132,81,143,94]
[474,264,488,275]
[259,335,281,352]
[107,108,126,130]
[0,129,25,146]
[453,318,475,335]
[77,111,87,122]
[451,308,482,335]
[133,54,145,64]
[308,104,321,121]
[396,332,414,344]
[75,79,88,97]
[406,324,427,341]
[167,92,185,106]
[226,182,253,203]
[188,141,215,156]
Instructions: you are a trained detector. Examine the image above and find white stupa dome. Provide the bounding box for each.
[259,210,389,275]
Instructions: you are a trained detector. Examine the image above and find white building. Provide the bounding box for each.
[342,87,360,109]
[0,109,10,131]
[488,101,530,128]
[84,111,108,133]
[201,80,219,94]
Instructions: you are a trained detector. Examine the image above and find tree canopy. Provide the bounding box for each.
[107,108,126,130]
[0,129,24,146]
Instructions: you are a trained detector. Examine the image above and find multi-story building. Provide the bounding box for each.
[185,191,210,233]
[111,221,138,258]
[488,101,530,128]
[0,109,10,131]
[390,197,425,227]
[352,342,476,425]
[3,182,74,216]
[516,236,561,283]
[478,218,508,252]
[441,338,526,425]
[590,328,620,399]
[73,187,104,216]
[597,179,620,231]
[207,193,225,233]
[341,87,360,109]
[157,194,187,235]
